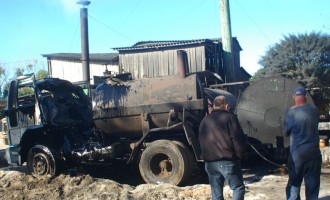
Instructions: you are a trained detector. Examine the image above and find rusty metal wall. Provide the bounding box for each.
[119,46,206,79]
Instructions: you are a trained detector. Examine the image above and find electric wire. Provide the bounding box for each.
[182,0,209,16]
[0,59,39,65]
[233,0,272,43]
[265,0,282,34]
[118,0,144,27]
[69,19,80,52]
[87,14,134,43]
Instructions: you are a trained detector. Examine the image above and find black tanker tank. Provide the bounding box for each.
[92,71,237,139]
[235,75,314,160]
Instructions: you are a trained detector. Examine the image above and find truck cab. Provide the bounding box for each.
[5,74,93,176]
[5,75,41,165]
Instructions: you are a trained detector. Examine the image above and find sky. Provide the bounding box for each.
[1,0,329,77]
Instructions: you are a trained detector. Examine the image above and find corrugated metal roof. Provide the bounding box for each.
[113,38,242,51]
[42,53,119,65]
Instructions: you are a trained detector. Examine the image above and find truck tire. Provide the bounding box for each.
[139,140,190,185]
[27,145,59,178]
[172,141,194,183]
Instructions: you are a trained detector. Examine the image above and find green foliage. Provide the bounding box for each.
[0,65,7,100]
[15,68,25,77]
[255,32,330,111]
[0,60,48,99]
[18,86,34,98]
[36,69,48,80]
[0,66,5,77]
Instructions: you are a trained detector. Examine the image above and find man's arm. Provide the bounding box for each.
[284,109,293,136]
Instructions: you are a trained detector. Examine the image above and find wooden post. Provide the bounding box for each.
[220,0,235,82]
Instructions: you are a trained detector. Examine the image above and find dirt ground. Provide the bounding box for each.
[1,147,330,200]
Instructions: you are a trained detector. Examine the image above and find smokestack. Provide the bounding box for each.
[77,1,91,92]
[177,50,188,78]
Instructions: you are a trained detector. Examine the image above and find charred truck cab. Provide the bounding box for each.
[5,75,96,177]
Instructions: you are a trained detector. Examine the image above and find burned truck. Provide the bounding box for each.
[5,71,233,185]
[4,70,315,186]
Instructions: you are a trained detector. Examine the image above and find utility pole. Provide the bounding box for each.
[220,0,235,82]
[77,0,91,96]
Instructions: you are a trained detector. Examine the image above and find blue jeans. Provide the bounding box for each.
[286,153,322,200]
[205,160,245,200]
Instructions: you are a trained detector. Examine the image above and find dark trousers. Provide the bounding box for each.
[205,160,245,200]
[286,153,322,200]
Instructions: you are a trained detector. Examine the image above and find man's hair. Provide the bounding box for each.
[213,95,227,108]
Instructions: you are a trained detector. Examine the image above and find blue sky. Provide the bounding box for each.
[1,0,329,76]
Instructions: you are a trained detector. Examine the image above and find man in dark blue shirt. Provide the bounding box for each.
[285,86,321,200]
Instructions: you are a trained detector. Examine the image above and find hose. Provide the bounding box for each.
[248,142,288,171]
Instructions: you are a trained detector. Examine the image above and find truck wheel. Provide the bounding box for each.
[139,140,190,185]
[27,145,58,178]
[172,141,194,183]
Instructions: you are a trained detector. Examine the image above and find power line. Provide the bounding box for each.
[181,0,209,16]
[233,0,272,43]
[118,0,144,27]
[265,0,282,33]
[69,19,80,51]
[88,14,134,42]
[0,59,41,65]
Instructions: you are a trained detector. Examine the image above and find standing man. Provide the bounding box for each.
[285,86,321,200]
[198,95,246,200]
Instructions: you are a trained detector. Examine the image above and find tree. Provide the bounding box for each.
[256,32,330,114]
[0,65,8,99]
[36,69,48,80]
[15,67,25,77]
[1,59,48,99]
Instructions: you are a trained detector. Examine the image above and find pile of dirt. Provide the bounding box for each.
[0,167,287,200]
[0,169,212,200]
[1,164,329,200]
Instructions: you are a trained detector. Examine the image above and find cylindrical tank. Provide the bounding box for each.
[92,74,204,138]
[92,73,237,138]
[235,75,314,148]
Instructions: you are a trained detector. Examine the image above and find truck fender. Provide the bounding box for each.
[127,122,184,164]
[19,126,48,163]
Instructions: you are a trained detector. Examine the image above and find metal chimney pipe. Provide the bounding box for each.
[177,50,188,78]
[76,1,91,96]
[80,7,90,85]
